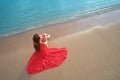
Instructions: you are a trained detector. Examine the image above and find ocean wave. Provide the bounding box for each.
[0,3,120,38]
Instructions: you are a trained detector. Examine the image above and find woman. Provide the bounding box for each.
[27,33,67,74]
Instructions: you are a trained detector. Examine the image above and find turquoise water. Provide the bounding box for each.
[0,0,120,37]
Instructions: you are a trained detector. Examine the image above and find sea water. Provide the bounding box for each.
[0,0,120,37]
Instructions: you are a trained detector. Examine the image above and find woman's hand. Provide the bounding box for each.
[39,33,51,45]
[42,33,51,40]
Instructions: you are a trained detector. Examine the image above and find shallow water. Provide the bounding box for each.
[0,0,120,37]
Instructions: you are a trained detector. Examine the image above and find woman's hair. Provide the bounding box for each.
[33,34,40,51]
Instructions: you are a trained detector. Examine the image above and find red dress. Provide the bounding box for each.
[27,44,67,74]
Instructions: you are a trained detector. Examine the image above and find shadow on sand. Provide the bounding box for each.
[18,68,33,80]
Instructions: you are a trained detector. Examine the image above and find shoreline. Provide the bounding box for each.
[0,9,120,39]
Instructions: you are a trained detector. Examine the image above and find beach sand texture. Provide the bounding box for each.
[0,10,120,80]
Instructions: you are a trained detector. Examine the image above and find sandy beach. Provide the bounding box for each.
[0,9,120,80]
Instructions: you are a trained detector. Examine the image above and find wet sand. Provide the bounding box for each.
[0,9,120,80]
